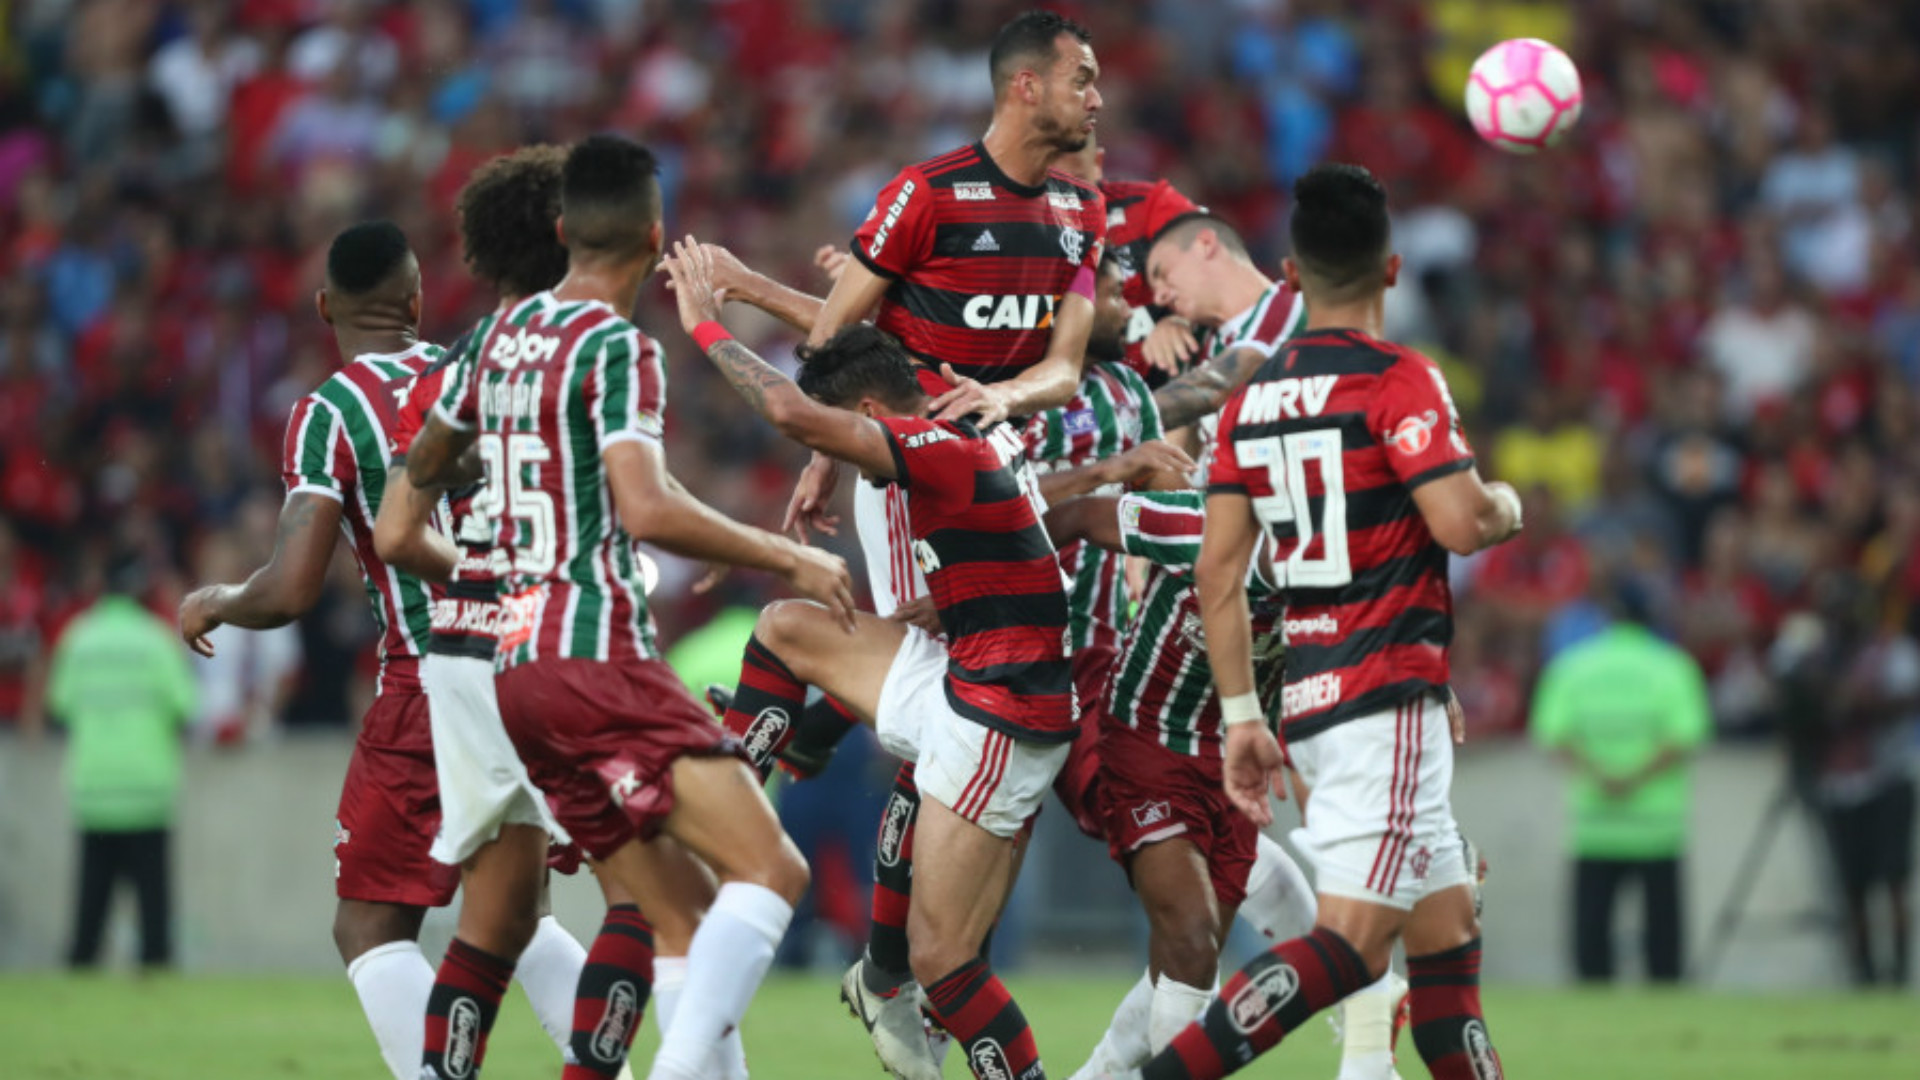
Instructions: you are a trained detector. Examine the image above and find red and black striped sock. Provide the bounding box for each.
[864,762,919,992]
[778,693,860,778]
[923,957,1043,1080]
[422,937,515,1079]
[723,635,807,778]
[1144,926,1371,1080]
[561,904,653,1080]
[1408,937,1503,1079]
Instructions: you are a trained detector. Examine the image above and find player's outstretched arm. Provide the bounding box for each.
[1198,490,1287,825]
[1034,440,1195,505]
[665,238,901,480]
[1152,342,1269,432]
[683,242,827,334]
[604,440,856,630]
[929,291,1093,425]
[372,465,458,584]
[178,491,343,657]
[1410,471,1524,555]
[1041,495,1125,553]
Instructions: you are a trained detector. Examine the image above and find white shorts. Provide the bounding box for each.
[854,479,928,618]
[423,653,568,864]
[1287,692,1472,911]
[876,626,1069,838]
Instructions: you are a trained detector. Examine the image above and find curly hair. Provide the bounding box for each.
[456,144,569,298]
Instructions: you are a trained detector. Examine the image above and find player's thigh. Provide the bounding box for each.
[756,600,904,721]
[1312,892,1407,978]
[1130,838,1224,944]
[455,823,548,957]
[907,793,1018,978]
[1402,882,1481,958]
[662,753,809,901]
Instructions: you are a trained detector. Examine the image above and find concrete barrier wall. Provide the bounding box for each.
[0,734,1900,987]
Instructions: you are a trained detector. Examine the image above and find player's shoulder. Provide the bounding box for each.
[899,143,978,187]
[1043,167,1101,202]
[1098,177,1158,205]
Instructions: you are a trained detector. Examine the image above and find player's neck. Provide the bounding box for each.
[552,264,644,317]
[1302,295,1386,339]
[979,121,1056,189]
[1206,264,1277,327]
[333,324,418,363]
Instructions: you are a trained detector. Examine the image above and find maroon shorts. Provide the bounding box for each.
[496,657,738,861]
[335,689,461,907]
[1050,641,1118,840]
[1099,719,1258,909]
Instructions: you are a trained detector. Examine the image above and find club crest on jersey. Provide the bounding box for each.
[1059,227,1085,266]
[1131,800,1172,829]
[963,293,1057,331]
[1228,960,1301,1034]
[913,538,942,575]
[954,181,995,201]
[969,1038,1013,1080]
[1387,411,1440,456]
[489,327,560,370]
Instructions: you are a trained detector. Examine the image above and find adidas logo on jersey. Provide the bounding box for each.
[973,230,1000,252]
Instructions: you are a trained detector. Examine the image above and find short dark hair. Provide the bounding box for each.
[561,134,662,260]
[326,220,412,295]
[989,10,1092,97]
[457,145,569,298]
[1289,163,1391,298]
[795,324,925,411]
[1153,211,1248,259]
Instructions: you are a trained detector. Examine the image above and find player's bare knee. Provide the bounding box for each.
[730,838,810,906]
[908,935,971,988]
[756,600,816,657]
[332,901,421,965]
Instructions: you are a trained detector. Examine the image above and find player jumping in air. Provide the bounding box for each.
[177,223,594,1080]
[406,136,854,1080]
[666,237,1076,1080]
[1111,164,1523,1080]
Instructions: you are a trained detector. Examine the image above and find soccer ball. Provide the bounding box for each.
[1463,38,1583,154]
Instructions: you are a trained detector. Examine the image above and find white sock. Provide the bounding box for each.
[651,955,746,1075]
[345,940,435,1080]
[646,882,790,1080]
[1148,976,1213,1054]
[516,915,589,1055]
[1336,972,1403,1080]
[1239,832,1317,941]
[1072,968,1154,1076]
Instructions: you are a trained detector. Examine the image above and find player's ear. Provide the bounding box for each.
[1383,253,1403,289]
[648,220,664,260]
[554,215,567,247]
[407,289,422,327]
[315,288,332,326]
[1281,257,1302,293]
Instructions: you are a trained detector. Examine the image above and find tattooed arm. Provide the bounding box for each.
[665,238,902,480]
[178,491,344,657]
[1153,342,1270,432]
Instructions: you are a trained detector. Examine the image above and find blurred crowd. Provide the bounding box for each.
[3,0,1920,771]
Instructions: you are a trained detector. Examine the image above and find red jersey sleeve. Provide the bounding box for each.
[876,416,972,508]
[1368,351,1476,490]
[851,166,935,280]
[389,366,448,463]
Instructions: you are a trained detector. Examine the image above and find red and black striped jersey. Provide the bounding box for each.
[852,142,1107,386]
[878,415,1075,742]
[1099,177,1198,378]
[1208,328,1475,741]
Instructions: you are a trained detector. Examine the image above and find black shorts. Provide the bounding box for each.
[1822,777,1916,892]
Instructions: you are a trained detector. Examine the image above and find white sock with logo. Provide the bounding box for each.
[1336,972,1404,1080]
[1148,976,1213,1054]
[1071,968,1154,1077]
[646,883,790,1080]
[346,940,436,1080]
[1239,832,1318,941]
[515,915,588,1055]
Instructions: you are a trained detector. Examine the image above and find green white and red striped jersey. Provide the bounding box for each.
[1023,361,1162,652]
[280,342,445,694]
[435,292,664,668]
[1104,490,1285,757]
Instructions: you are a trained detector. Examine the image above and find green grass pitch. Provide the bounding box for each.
[1,973,1915,1078]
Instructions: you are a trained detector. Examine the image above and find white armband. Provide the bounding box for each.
[1221,691,1264,728]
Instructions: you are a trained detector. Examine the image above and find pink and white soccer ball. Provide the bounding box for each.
[1464,38,1583,153]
